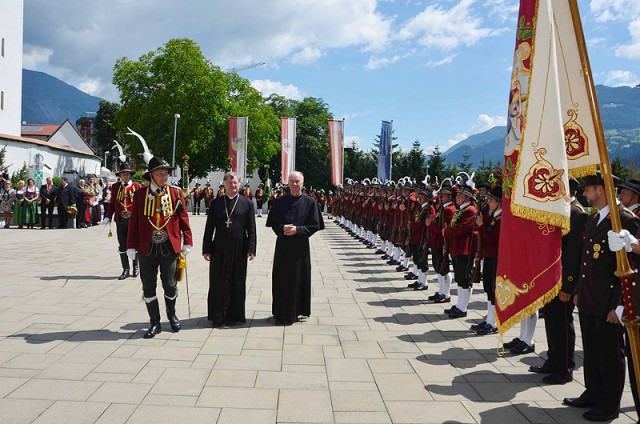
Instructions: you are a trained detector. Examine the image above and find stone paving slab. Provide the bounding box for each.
[0,215,637,422]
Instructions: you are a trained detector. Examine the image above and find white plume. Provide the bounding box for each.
[422,174,430,186]
[111,140,126,163]
[457,171,476,190]
[126,127,153,165]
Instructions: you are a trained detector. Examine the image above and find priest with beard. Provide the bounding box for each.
[202,172,256,327]
[266,171,324,325]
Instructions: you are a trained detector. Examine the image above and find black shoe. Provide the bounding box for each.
[367,244,376,249]
[407,282,420,289]
[449,309,467,319]
[434,296,451,304]
[40,226,46,229]
[563,397,596,408]
[414,284,428,291]
[165,297,181,332]
[375,249,385,254]
[381,255,390,260]
[427,293,440,301]
[543,373,573,385]
[444,305,458,314]
[396,265,408,272]
[510,341,535,355]
[470,321,487,331]
[528,363,553,374]
[476,325,498,336]
[118,269,130,280]
[582,408,619,422]
[404,273,418,280]
[144,322,161,339]
[503,337,522,350]
[132,261,139,277]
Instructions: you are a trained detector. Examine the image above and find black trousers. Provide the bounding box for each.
[452,255,472,288]
[431,248,444,273]
[57,204,69,228]
[76,203,86,227]
[624,327,640,419]
[40,201,54,228]
[542,297,575,376]
[411,243,428,272]
[116,220,129,252]
[482,258,497,303]
[579,312,625,414]
[138,241,178,300]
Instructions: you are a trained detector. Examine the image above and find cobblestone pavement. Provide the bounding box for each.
[0,215,636,423]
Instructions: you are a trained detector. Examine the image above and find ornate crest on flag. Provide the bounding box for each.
[231,137,243,151]
[523,148,567,202]
[564,109,589,159]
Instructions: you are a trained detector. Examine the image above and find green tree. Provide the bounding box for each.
[458,148,473,174]
[11,163,27,185]
[94,100,120,154]
[343,142,376,183]
[426,146,446,180]
[611,156,630,182]
[112,38,280,178]
[294,97,332,190]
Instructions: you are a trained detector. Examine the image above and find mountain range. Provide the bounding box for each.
[444,85,640,166]
[21,69,104,124]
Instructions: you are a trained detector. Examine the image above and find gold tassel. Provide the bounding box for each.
[107,222,113,238]
[175,252,187,282]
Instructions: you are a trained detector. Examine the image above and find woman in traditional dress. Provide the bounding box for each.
[23,178,40,229]
[1,181,14,228]
[12,180,26,228]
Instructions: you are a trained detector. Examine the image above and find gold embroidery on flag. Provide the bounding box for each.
[564,109,588,159]
[522,148,567,202]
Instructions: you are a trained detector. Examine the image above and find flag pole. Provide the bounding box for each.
[568,0,640,381]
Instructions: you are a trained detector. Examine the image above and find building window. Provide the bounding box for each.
[1,38,4,57]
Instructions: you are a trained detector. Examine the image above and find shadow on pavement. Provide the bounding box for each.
[41,275,116,281]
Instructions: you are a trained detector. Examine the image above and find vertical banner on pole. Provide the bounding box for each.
[377,120,392,182]
[328,119,344,186]
[229,116,248,181]
[281,117,296,183]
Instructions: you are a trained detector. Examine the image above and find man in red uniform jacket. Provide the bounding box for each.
[127,155,193,339]
[104,161,141,279]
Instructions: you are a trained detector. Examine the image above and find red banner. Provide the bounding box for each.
[328,119,344,186]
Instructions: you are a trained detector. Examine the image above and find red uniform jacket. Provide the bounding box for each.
[127,185,193,256]
[478,210,501,259]
[429,202,456,249]
[105,181,141,224]
[410,203,435,244]
[444,203,477,257]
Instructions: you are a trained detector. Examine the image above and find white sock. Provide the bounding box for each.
[381,240,387,251]
[486,304,496,327]
[444,274,452,298]
[418,271,426,286]
[520,312,538,346]
[394,249,401,261]
[386,244,393,256]
[412,264,418,275]
[437,275,443,295]
[455,287,465,310]
[372,234,378,245]
[402,257,409,268]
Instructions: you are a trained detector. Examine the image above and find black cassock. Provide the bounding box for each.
[202,195,256,325]
[266,193,324,323]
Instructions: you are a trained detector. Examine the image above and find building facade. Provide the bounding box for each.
[0,0,23,137]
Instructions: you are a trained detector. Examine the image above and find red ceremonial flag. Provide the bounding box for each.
[496,0,601,334]
[228,116,248,180]
[281,117,296,184]
[328,119,344,186]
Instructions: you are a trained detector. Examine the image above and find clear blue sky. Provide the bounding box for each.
[23,0,640,152]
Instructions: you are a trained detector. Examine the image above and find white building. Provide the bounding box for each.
[0,0,23,137]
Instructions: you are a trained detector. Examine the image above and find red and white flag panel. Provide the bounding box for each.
[281,117,296,184]
[228,117,248,181]
[328,119,344,186]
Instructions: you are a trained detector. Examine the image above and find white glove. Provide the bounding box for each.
[182,245,191,256]
[101,217,111,225]
[126,249,137,261]
[607,229,637,252]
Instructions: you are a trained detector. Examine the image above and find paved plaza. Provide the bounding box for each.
[0,215,637,423]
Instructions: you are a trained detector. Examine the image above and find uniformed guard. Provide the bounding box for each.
[407,184,434,290]
[125,128,193,339]
[190,182,204,215]
[255,183,265,217]
[103,160,142,280]
[618,179,640,218]
[428,178,456,303]
[242,182,252,199]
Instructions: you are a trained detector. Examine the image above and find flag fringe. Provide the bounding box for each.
[569,164,598,179]
[497,278,562,335]
[510,203,571,235]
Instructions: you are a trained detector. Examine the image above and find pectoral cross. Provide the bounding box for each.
[225,218,232,228]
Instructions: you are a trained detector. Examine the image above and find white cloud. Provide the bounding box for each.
[447,133,469,147]
[344,135,361,147]
[426,54,456,68]
[615,18,640,60]
[77,78,102,96]
[397,0,501,51]
[291,47,325,65]
[22,44,53,69]
[23,0,393,98]
[603,70,639,86]
[590,0,640,23]
[250,79,302,100]
[469,114,506,133]
[365,54,402,70]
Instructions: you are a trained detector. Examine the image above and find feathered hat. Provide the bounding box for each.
[126,127,174,181]
[455,171,477,200]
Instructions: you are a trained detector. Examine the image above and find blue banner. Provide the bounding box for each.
[377,120,392,182]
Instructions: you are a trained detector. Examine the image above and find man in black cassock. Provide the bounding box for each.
[202,172,256,327]
[266,171,324,325]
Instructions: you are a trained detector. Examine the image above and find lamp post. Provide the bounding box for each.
[172,113,180,177]
[104,151,110,169]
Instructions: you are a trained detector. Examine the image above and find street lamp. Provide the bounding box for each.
[172,113,180,177]
[104,151,110,169]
